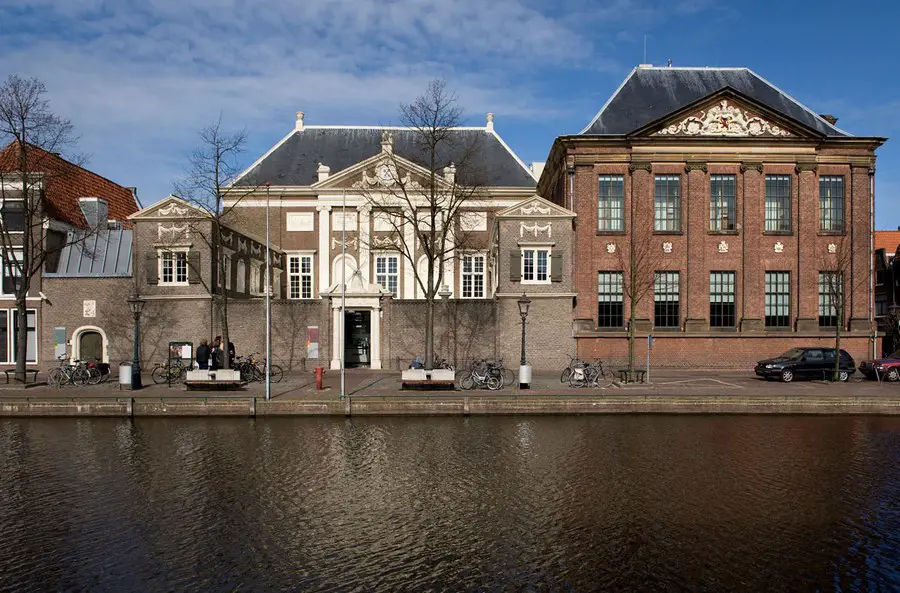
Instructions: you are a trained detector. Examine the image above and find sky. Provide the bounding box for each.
[0,0,898,227]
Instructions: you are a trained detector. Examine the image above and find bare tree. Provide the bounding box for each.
[818,235,869,381]
[0,75,85,382]
[355,80,486,369]
[174,115,260,370]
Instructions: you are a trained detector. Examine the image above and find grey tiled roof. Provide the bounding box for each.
[581,67,848,137]
[236,127,537,188]
[45,229,133,277]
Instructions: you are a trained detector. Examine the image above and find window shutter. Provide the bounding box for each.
[509,250,521,282]
[551,253,563,282]
[188,251,201,284]
[146,254,158,285]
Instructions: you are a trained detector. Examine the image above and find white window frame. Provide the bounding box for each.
[521,247,551,284]
[288,253,315,300]
[250,262,261,296]
[461,253,486,298]
[374,253,399,295]
[158,248,189,286]
[236,260,246,293]
[224,254,232,291]
[0,249,23,298]
[0,308,37,364]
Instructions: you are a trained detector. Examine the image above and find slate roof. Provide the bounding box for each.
[235,127,537,188]
[580,67,849,137]
[44,229,133,277]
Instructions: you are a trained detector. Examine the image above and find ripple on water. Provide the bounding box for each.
[0,415,898,592]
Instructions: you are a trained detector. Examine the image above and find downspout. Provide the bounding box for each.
[568,159,576,358]
[870,166,876,358]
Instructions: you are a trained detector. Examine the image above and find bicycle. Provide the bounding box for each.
[560,355,587,384]
[459,359,502,390]
[47,355,92,388]
[567,359,610,388]
[151,359,187,384]
[254,357,284,384]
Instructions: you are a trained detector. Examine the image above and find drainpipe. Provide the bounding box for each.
[870,166,876,358]
[568,159,576,359]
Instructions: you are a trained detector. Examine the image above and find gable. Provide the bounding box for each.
[315,151,444,191]
[128,195,207,220]
[649,97,799,138]
[496,195,575,219]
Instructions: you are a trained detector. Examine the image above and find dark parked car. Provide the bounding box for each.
[755,347,855,383]
[859,352,900,381]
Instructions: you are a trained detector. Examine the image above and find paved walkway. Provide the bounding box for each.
[2,367,897,400]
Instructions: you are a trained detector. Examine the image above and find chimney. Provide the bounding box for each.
[443,163,456,184]
[295,111,305,131]
[821,114,839,125]
[530,162,545,179]
[79,197,108,231]
[317,163,330,182]
[485,113,494,132]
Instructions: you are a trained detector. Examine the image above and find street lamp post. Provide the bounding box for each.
[126,294,146,390]
[438,285,451,367]
[517,292,531,389]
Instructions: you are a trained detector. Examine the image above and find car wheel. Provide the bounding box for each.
[781,369,794,383]
[838,370,850,382]
[887,368,900,382]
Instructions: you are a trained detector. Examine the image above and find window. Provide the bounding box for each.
[654,271,680,328]
[710,175,736,232]
[654,175,681,231]
[522,248,550,283]
[375,254,399,294]
[876,294,888,316]
[224,255,232,290]
[818,272,842,328]
[236,260,246,293]
[250,264,260,295]
[819,176,844,232]
[288,254,314,299]
[876,270,885,286]
[709,271,736,328]
[1,250,23,296]
[461,254,485,298]
[160,250,188,285]
[765,175,791,232]
[765,271,791,328]
[598,272,624,328]
[598,175,624,232]
[0,201,25,232]
[0,309,37,364]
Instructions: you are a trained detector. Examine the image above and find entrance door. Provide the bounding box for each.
[344,311,371,368]
[79,331,103,363]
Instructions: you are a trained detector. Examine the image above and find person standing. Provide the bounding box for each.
[196,339,210,370]
[211,336,223,370]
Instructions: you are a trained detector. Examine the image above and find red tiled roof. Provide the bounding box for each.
[875,230,900,255]
[0,142,139,227]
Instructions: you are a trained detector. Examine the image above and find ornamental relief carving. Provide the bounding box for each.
[655,100,791,137]
[353,160,422,190]
[520,203,552,216]
[519,222,552,238]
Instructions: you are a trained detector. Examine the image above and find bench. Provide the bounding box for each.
[3,369,39,384]
[616,369,647,384]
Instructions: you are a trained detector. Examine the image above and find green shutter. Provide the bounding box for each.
[509,250,521,282]
[145,254,158,285]
[188,251,201,284]
[551,253,563,282]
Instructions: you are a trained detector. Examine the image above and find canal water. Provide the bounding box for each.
[0,416,898,591]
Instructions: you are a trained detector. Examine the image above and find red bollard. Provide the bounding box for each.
[314,367,325,390]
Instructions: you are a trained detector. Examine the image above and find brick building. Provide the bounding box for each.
[874,229,900,354]
[538,65,886,368]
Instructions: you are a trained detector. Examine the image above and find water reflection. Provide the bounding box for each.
[0,416,898,591]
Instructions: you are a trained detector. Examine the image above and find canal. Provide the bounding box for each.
[1,416,898,591]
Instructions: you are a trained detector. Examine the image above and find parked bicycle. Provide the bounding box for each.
[459,359,503,390]
[234,353,284,384]
[151,358,188,384]
[560,355,587,384]
[47,355,95,388]
[566,358,610,388]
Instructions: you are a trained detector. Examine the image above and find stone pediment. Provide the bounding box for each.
[313,152,439,192]
[651,97,797,138]
[128,195,208,220]
[496,195,575,219]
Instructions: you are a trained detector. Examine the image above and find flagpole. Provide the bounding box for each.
[340,189,346,399]
[265,182,272,402]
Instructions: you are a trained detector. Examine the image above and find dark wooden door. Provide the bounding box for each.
[80,331,103,363]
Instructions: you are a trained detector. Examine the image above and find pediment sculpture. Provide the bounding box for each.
[655,100,791,137]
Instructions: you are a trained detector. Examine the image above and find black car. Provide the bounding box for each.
[754,347,855,382]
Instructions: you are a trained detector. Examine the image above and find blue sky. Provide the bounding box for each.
[0,0,897,226]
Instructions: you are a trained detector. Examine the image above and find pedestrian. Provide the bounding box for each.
[211,336,223,370]
[196,339,210,370]
[227,339,236,368]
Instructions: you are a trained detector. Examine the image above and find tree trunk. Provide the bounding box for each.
[15,295,27,383]
[425,297,434,371]
[628,305,635,373]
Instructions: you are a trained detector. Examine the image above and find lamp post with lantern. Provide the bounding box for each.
[126,294,146,390]
[518,292,531,388]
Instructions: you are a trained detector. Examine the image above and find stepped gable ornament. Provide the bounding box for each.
[520,222,552,238]
[662,241,673,254]
[656,100,791,137]
[774,241,784,254]
[606,243,617,254]
[158,203,189,217]
[718,240,729,253]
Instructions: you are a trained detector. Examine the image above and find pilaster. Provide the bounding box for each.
[357,204,371,285]
[403,208,415,299]
[316,205,331,295]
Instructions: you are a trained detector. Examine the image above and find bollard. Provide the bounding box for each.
[314,367,325,390]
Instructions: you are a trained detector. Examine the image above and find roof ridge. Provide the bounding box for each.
[579,67,637,134]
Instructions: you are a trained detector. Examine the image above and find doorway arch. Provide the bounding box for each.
[71,326,109,363]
